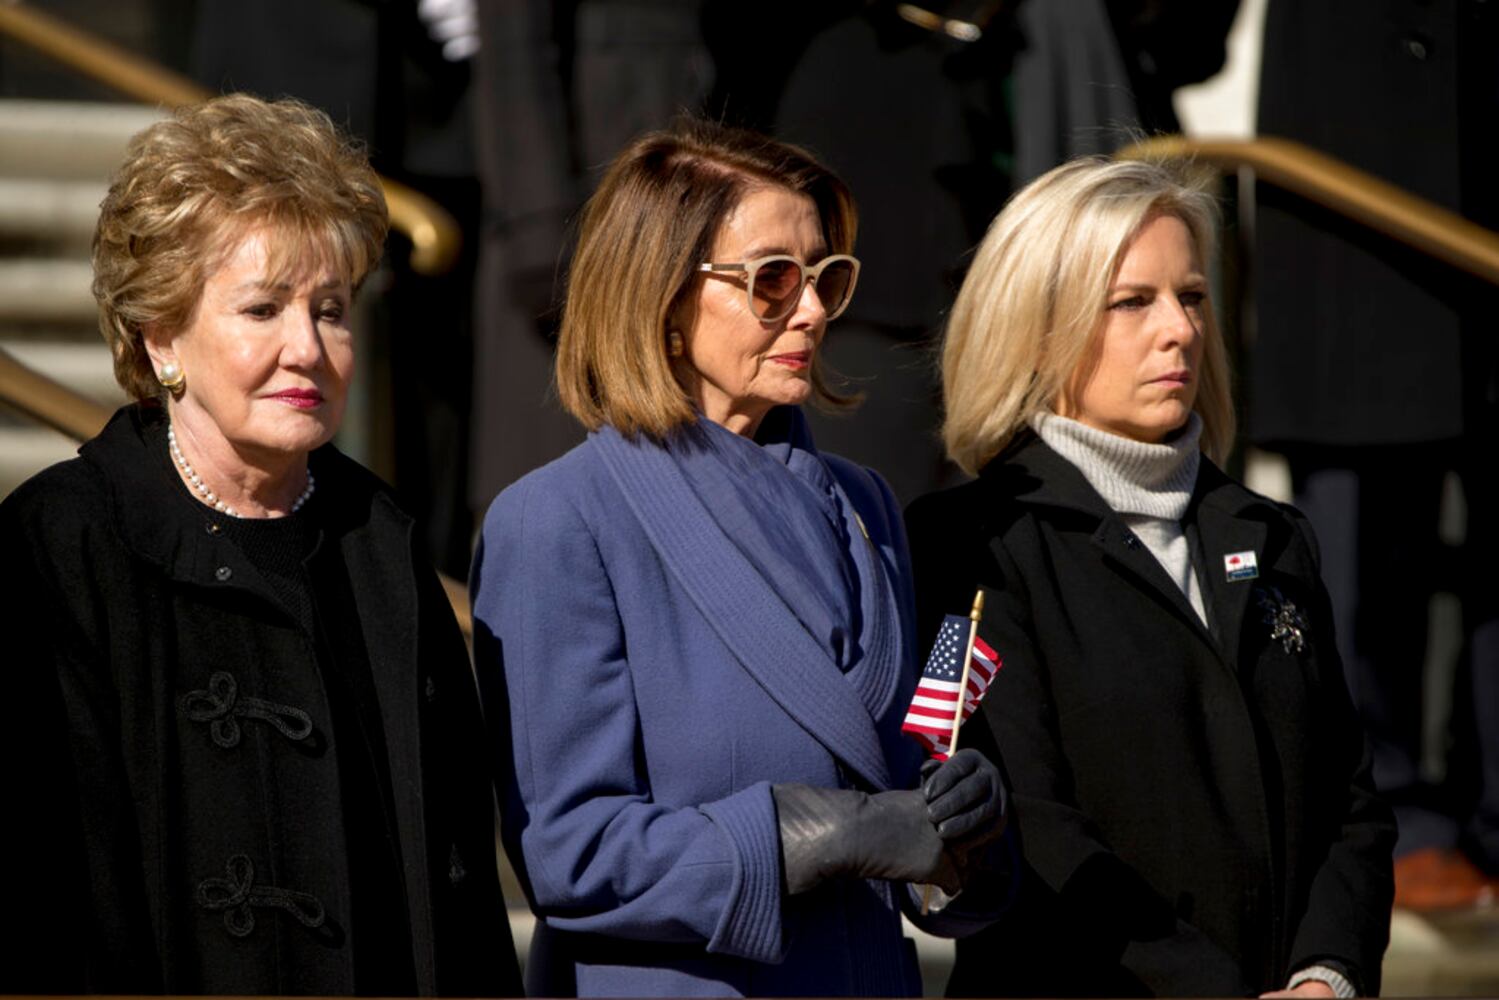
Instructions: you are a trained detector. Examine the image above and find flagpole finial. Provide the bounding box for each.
[970,588,985,621]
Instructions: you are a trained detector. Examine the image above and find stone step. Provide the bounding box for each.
[0,99,164,180]
[0,177,106,246]
[0,259,96,323]
[1383,907,1499,996]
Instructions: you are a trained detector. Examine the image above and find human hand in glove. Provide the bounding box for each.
[773,784,961,896]
[921,748,1008,868]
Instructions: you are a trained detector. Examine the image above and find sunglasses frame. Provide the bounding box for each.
[698,254,861,323]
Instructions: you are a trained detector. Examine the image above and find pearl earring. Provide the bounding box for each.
[158,361,185,391]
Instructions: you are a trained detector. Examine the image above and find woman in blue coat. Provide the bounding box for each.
[470,119,1009,997]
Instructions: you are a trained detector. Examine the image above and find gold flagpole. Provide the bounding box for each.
[947,589,986,757]
[923,588,986,914]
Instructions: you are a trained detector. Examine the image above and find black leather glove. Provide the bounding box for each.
[921,748,1008,872]
[772,784,960,896]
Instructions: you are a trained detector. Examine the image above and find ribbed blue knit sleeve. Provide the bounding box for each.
[470,471,787,963]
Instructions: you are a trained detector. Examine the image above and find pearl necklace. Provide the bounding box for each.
[168,424,315,518]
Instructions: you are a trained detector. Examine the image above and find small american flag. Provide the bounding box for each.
[901,614,1001,760]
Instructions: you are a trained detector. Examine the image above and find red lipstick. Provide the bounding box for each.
[269,388,324,409]
[769,351,811,371]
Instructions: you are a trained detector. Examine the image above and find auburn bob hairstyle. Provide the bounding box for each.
[556,118,859,438]
[941,156,1234,476]
[92,93,388,403]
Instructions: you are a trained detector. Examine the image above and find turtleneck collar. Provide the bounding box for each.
[1030,411,1202,521]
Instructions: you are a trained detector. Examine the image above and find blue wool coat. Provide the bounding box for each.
[470,417,942,997]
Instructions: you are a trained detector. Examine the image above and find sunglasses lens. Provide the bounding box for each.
[749,259,804,319]
[815,259,856,318]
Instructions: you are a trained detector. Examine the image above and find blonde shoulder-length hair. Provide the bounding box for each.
[556,118,858,439]
[941,156,1234,476]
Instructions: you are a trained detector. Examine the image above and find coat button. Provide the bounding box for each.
[1405,37,1429,59]
[424,676,438,702]
[214,566,233,582]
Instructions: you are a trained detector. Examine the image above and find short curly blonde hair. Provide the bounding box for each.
[92,93,388,403]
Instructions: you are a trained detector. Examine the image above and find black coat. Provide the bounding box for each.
[1250,0,1499,446]
[905,434,1394,997]
[468,0,709,505]
[0,406,519,997]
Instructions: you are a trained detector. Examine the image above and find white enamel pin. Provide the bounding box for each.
[1224,550,1259,582]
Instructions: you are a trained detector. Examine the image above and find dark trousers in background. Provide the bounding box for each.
[1289,441,1499,868]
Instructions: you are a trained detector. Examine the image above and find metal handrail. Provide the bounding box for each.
[1120,135,1499,287]
[439,573,474,643]
[0,0,461,275]
[0,346,111,440]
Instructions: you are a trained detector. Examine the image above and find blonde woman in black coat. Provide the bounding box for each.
[906,157,1394,998]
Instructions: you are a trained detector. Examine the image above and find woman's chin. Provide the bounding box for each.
[242,415,340,460]
[769,378,814,408]
[1136,403,1194,442]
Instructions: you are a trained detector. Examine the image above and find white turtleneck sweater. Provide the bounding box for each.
[1032,411,1207,625]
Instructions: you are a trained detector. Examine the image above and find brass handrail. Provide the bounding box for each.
[1120,135,1499,287]
[0,0,461,275]
[440,572,474,642]
[0,346,111,440]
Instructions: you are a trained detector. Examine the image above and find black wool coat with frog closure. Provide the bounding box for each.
[905,432,1394,998]
[0,406,519,997]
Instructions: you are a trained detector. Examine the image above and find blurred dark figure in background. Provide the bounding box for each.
[1251,0,1499,911]
[192,0,482,576]
[1009,0,1244,181]
[467,0,711,509]
[709,0,1240,502]
[707,3,1014,503]
[466,0,1240,509]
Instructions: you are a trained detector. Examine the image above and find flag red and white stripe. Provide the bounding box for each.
[901,614,1001,760]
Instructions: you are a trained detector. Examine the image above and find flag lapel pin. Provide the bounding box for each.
[1224,550,1259,582]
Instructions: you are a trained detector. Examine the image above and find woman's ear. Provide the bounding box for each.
[140,321,176,371]
[668,296,696,345]
[665,291,700,371]
[1054,365,1081,420]
[140,321,188,394]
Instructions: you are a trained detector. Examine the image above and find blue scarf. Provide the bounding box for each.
[590,407,904,791]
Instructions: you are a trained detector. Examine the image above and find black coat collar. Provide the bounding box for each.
[80,405,408,603]
[981,430,1271,521]
[982,430,1282,664]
